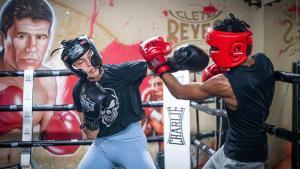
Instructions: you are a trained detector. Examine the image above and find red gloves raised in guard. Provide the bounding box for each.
[202,64,227,82]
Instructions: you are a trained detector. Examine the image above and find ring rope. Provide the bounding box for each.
[0,101,164,112]
[0,70,299,84]
[0,136,164,148]
[191,138,216,156]
[0,100,213,111]
[0,69,72,77]
[274,71,300,84]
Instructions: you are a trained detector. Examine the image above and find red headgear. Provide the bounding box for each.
[205,27,253,69]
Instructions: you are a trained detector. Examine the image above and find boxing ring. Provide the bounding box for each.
[0,67,300,169]
[0,69,164,168]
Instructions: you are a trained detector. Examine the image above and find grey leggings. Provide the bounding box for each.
[203,146,264,169]
[77,122,156,169]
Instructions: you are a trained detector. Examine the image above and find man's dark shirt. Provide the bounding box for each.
[224,53,275,162]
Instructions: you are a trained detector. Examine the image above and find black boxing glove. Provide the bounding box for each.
[167,44,209,73]
[79,81,106,130]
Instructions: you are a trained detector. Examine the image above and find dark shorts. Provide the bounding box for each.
[203,146,264,169]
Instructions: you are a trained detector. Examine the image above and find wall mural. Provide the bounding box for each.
[279,2,300,57]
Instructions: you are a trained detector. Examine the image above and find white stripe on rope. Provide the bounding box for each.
[21,70,34,168]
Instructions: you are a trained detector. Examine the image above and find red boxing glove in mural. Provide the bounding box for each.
[42,110,82,155]
[0,86,23,135]
[42,75,82,155]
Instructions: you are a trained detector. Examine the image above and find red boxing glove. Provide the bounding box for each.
[139,36,172,76]
[42,111,82,155]
[42,75,82,155]
[0,86,23,135]
[0,86,23,136]
[202,64,227,82]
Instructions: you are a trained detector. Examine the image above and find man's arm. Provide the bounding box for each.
[161,72,237,110]
[139,36,237,107]
[161,73,210,100]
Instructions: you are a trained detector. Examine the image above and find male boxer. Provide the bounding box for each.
[59,34,208,169]
[0,0,82,168]
[140,13,275,169]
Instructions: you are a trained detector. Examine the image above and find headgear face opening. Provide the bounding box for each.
[61,35,103,79]
[205,13,253,69]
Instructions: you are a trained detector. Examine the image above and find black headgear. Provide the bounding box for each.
[61,35,102,79]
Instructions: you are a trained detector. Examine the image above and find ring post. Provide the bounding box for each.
[163,70,191,169]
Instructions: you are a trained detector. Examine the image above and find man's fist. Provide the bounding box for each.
[139,36,172,76]
[202,64,227,82]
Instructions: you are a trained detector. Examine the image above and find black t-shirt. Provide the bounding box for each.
[73,61,148,137]
[224,53,275,162]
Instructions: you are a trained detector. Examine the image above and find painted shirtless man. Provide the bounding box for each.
[0,0,82,167]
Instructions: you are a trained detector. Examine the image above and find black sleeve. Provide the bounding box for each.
[106,61,148,83]
[72,79,83,112]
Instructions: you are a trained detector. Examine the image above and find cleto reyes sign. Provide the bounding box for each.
[166,1,225,46]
